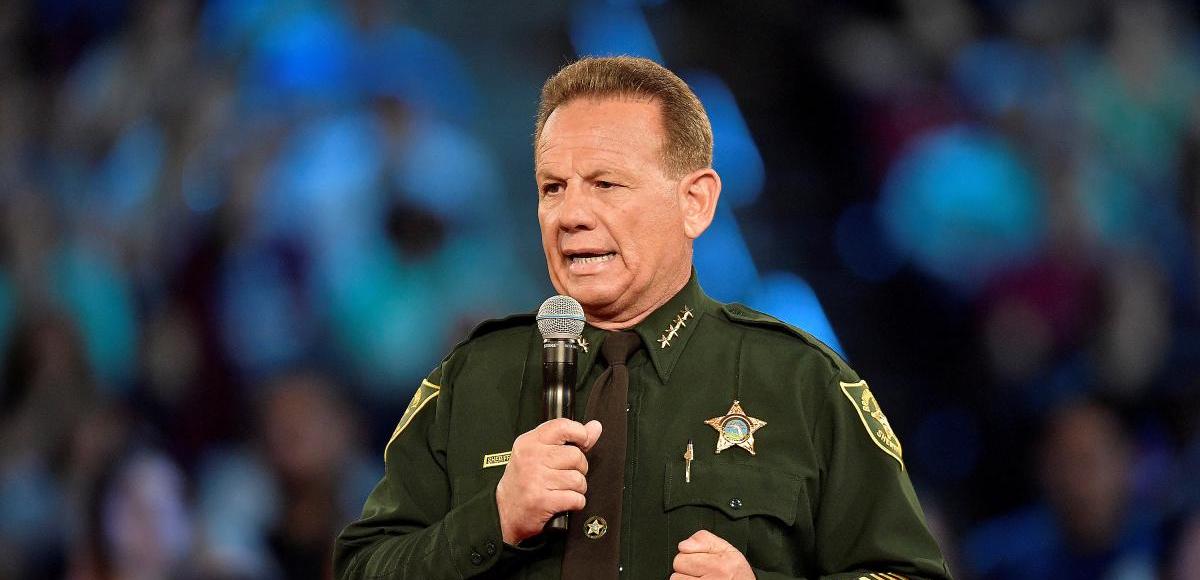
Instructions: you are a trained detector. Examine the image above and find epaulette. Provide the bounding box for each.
[465,311,537,341]
[434,312,536,369]
[720,302,852,374]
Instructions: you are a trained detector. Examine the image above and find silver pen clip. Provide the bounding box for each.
[684,439,694,483]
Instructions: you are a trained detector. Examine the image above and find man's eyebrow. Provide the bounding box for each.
[535,165,631,183]
[535,167,564,181]
[581,168,628,182]
[536,167,623,179]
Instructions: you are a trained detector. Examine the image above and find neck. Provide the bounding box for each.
[587,267,690,330]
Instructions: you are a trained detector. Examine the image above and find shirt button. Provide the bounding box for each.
[485,541,496,555]
[729,498,743,510]
[470,551,483,565]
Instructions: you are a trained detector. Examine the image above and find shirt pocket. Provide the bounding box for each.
[662,454,804,560]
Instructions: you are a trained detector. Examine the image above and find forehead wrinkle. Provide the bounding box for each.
[537,141,643,178]
[542,127,648,154]
[540,124,660,158]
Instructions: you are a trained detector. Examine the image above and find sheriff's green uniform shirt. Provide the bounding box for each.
[335,275,952,579]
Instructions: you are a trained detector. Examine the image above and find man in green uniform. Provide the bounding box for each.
[335,56,952,580]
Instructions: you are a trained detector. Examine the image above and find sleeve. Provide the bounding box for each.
[761,370,952,580]
[333,363,522,579]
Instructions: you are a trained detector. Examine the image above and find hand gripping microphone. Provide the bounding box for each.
[536,295,586,533]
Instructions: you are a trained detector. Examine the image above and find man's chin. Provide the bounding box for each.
[562,283,623,317]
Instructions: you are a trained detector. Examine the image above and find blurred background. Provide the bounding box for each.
[0,0,1197,578]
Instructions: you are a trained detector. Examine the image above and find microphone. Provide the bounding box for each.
[536,295,585,533]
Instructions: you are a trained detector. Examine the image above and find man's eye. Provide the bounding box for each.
[541,183,563,196]
[595,180,616,189]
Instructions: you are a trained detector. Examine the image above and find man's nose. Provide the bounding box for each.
[558,181,596,231]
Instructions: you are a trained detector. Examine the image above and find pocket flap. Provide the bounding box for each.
[663,456,802,525]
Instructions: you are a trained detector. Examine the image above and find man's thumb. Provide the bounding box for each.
[580,420,603,452]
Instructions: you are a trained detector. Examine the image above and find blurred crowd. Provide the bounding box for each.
[0,0,1197,579]
[813,1,1200,578]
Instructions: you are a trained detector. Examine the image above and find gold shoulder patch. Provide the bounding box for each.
[839,380,904,469]
[384,379,441,458]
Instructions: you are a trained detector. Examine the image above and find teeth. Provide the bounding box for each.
[572,253,615,264]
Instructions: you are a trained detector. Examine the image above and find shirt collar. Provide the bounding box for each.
[576,269,717,385]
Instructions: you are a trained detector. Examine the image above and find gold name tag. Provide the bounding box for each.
[482,451,512,469]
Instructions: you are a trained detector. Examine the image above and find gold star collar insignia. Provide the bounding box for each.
[658,305,694,349]
[704,400,766,455]
[577,337,589,353]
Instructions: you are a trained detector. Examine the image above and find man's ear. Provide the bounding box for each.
[677,168,721,240]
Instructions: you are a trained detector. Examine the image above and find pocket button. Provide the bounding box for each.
[728,498,743,510]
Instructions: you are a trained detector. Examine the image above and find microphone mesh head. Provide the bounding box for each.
[537,295,585,339]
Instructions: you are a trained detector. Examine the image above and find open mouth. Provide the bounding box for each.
[568,252,617,264]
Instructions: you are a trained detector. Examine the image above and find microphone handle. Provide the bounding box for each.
[542,339,578,533]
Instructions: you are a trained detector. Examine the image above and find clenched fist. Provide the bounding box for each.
[495,418,603,545]
[671,529,755,580]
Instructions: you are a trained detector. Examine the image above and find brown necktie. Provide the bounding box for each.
[561,331,641,579]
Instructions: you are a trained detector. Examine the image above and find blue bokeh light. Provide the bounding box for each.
[744,271,845,359]
[357,27,478,121]
[569,0,663,62]
[52,244,138,392]
[393,116,502,223]
[241,9,355,107]
[879,125,1045,293]
[260,112,385,248]
[94,117,164,224]
[694,205,759,303]
[685,71,766,208]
